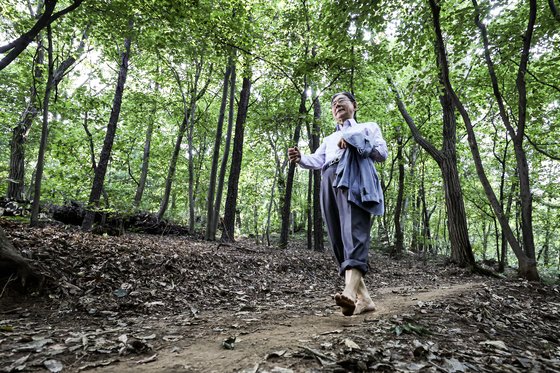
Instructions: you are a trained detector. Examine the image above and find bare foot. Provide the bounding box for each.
[353,298,376,315]
[334,293,355,316]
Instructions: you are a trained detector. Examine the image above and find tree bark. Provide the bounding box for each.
[392,125,405,257]
[221,76,251,242]
[311,95,323,251]
[0,227,37,286]
[265,168,279,246]
[82,21,133,231]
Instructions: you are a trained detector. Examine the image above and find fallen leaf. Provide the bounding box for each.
[443,358,468,372]
[343,338,360,350]
[136,353,157,364]
[4,354,30,372]
[265,350,286,360]
[479,340,508,351]
[44,359,64,372]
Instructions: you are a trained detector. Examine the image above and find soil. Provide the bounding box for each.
[0,219,559,372]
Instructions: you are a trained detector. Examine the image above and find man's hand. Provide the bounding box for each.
[288,147,301,163]
[338,138,348,149]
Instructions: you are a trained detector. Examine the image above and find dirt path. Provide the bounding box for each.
[90,282,481,373]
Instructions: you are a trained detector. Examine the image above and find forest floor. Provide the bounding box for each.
[0,219,559,373]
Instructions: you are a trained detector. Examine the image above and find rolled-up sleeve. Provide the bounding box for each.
[298,141,326,170]
[370,124,388,162]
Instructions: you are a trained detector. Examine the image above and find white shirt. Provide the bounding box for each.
[298,119,388,170]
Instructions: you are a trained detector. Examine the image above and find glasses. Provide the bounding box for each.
[331,97,352,107]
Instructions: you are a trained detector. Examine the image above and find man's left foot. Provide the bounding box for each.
[335,293,356,316]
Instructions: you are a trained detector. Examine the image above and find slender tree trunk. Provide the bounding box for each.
[279,90,306,249]
[311,94,323,251]
[8,119,33,201]
[8,35,43,201]
[392,125,405,257]
[205,60,232,239]
[420,169,433,253]
[306,171,312,250]
[211,57,236,239]
[82,21,133,231]
[30,26,54,227]
[157,115,188,221]
[221,76,251,242]
[187,90,198,234]
[265,168,278,246]
[134,84,159,208]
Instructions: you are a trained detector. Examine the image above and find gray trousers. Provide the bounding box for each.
[321,164,372,276]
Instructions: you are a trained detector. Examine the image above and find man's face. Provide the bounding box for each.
[331,94,356,124]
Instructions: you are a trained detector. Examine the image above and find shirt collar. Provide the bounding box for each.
[336,118,357,131]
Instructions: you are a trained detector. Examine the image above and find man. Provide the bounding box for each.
[288,92,388,316]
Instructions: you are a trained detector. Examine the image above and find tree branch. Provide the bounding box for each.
[387,76,443,164]
[0,0,84,71]
[525,133,560,160]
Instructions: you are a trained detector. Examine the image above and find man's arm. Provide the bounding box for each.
[295,141,327,170]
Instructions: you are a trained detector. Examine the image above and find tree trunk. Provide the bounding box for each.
[82,21,133,231]
[134,83,159,208]
[279,90,306,249]
[265,168,278,246]
[187,86,199,234]
[157,114,188,221]
[7,32,44,201]
[8,120,32,201]
[311,94,323,251]
[212,59,236,239]
[0,226,37,287]
[420,168,434,254]
[221,76,251,242]
[439,90,475,266]
[205,59,232,239]
[392,125,405,257]
[30,25,54,227]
